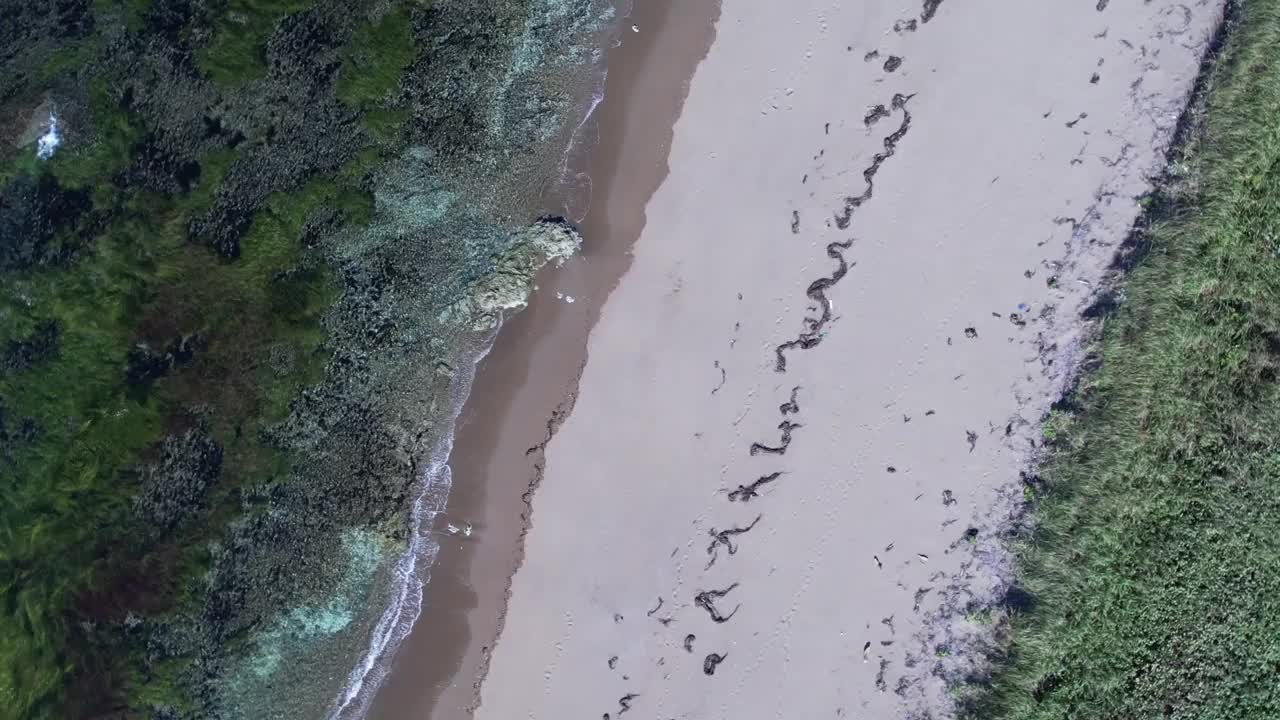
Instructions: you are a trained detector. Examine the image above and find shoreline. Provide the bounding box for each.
[470,1,1223,718]
[366,2,722,717]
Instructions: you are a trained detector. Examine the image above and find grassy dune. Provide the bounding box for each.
[969,2,1280,717]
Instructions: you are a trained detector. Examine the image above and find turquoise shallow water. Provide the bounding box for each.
[293,2,622,717]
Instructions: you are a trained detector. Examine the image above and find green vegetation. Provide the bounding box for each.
[197,0,316,86]
[0,0,596,713]
[0,2,415,716]
[336,6,416,110]
[92,0,154,31]
[0,132,346,720]
[968,3,1280,718]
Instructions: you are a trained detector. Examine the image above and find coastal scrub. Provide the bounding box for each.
[965,2,1280,717]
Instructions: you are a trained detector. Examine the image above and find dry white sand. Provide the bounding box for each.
[473,1,1222,718]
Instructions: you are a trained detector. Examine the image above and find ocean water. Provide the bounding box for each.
[317,1,625,717]
[329,331,493,720]
[552,0,633,223]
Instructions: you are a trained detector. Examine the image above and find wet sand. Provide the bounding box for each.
[366,1,720,718]
[469,1,1223,719]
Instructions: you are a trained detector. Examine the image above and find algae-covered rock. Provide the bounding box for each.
[440,216,582,330]
[132,427,224,539]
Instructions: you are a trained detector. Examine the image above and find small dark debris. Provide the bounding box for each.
[706,514,762,567]
[749,420,801,456]
[703,652,727,676]
[729,471,782,502]
[864,104,891,127]
[883,56,903,73]
[694,583,740,623]
[684,634,696,653]
[779,386,801,415]
[647,597,664,616]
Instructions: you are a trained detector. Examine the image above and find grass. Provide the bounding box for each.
[967,2,1280,718]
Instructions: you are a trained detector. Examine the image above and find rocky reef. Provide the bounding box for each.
[0,0,608,717]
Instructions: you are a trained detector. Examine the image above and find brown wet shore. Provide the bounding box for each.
[366,2,721,718]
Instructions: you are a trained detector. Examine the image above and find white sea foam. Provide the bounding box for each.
[36,112,60,159]
[329,6,621,714]
[327,333,495,720]
[552,3,620,224]
[553,68,608,225]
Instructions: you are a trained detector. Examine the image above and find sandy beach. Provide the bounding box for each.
[381,0,1223,718]
[367,1,718,717]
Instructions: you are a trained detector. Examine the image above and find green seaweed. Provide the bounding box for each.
[196,0,316,87]
[47,80,145,194]
[92,0,155,31]
[336,6,416,111]
[0,138,353,717]
[0,0,601,714]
